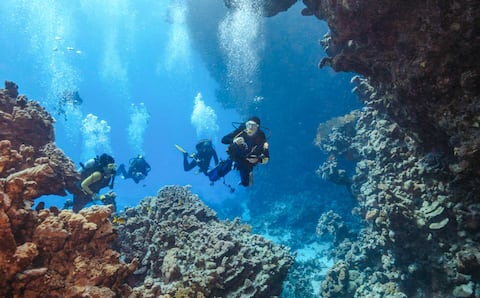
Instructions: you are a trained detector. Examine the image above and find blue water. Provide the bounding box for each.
[0,1,359,226]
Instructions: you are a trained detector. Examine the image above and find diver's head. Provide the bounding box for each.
[196,139,212,153]
[105,163,117,175]
[245,116,260,136]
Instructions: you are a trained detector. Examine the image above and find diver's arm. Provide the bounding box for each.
[221,127,243,144]
[259,131,269,163]
[221,132,235,144]
[183,154,197,171]
[81,171,102,195]
[260,142,269,164]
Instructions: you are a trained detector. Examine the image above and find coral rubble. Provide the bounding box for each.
[116,185,294,297]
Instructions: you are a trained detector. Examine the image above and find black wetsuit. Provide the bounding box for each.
[118,157,151,183]
[184,145,219,175]
[221,125,269,186]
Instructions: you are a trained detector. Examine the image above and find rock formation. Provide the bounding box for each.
[223,0,296,17]
[116,185,294,297]
[310,0,479,176]
[0,81,138,297]
[316,76,479,296]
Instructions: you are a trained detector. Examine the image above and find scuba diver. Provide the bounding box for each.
[212,116,269,187]
[56,90,83,121]
[117,155,151,184]
[176,139,219,176]
[68,153,117,212]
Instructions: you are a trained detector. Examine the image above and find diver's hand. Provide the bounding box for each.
[233,137,245,146]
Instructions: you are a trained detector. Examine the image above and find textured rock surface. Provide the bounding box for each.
[308,0,480,176]
[301,1,480,297]
[316,77,480,297]
[0,81,137,297]
[116,185,294,297]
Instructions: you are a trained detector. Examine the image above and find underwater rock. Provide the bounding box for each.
[316,210,351,245]
[0,82,136,297]
[315,75,480,296]
[116,185,294,297]
[306,0,480,179]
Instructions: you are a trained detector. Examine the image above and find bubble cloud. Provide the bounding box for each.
[191,92,219,140]
[128,103,150,154]
[81,113,112,160]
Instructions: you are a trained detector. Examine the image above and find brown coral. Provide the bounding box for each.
[0,82,136,297]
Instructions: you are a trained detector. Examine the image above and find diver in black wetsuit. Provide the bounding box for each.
[182,139,219,175]
[117,155,151,184]
[219,116,269,187]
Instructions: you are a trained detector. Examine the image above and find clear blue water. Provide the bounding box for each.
[0,0,359,223]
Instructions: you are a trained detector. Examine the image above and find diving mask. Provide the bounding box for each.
[245,120,259,136]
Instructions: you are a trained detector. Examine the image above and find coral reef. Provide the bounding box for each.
[0,81,137,297]
[316,210,352,246]
[308,0,480,177]
[115,185,294,297]
[316,76,480,297]
[302,0,480,297]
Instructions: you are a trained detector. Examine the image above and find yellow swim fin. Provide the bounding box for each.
[174,144,187,154]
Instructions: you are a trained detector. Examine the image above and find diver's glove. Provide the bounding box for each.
[233,137,245,146]
[233,137,247,150]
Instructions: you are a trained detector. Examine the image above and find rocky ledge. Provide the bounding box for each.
[116,185,293,297]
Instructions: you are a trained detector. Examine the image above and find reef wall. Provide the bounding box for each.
[317,78,480,297]
[306,1,480,297]
[308,0,480,175]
